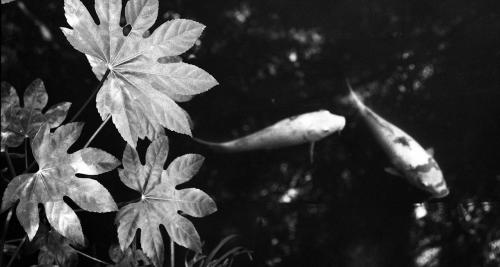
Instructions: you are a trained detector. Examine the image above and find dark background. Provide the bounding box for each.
[1,0,499,266]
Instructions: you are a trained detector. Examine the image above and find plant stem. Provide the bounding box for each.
[23,161,36,174]
[5,236,26,267]
[0,210,13,267]
[2,71,112,266]
[69,69,110,123]
[3,149,16,178]
[24,139,28,169]
[170,239,175,267]
[83,115,111,149]
[74,249,111,265]
[0,149,18,267]
[22,69,111,174]
[5,238,24,244]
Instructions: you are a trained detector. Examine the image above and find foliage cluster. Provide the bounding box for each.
[1,0,226,266]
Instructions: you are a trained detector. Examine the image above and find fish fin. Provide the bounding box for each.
[426,147,435,156]
[193,137,229,152]
[384,167,402,177]
[309,142,315,164]
[345,79,366,112]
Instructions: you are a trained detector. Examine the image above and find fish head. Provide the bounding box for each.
[411,163,449,198]
[299,110,346,141]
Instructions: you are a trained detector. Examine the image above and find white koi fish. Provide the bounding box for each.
[347,83,449,198]
[194,110,346,153]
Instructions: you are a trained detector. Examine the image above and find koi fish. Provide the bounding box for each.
[194,110,346,154]
[347,83,449,198]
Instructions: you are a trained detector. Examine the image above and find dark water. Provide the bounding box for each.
[1,0,499,266]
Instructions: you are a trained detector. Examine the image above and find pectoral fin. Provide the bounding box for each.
[309,142,316,164]
[426,147,435,156]
[384,167,402,177]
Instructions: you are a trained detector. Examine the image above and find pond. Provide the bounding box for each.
[1,0,499,266]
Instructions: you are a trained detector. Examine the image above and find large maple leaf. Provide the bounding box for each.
[116,136,217,267]
[1,123,120,245]
[61,0,218,148]
[1,79,71,151]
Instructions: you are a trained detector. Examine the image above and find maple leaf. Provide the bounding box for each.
[107,243,151,267]
[1,79,71,152]
[61,0,218,148]
[116,136,217,267]
[30,223,79,267]
[1,123,120,245]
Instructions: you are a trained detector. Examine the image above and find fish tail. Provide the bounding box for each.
[345,79,366,112]
[193,137,230,152]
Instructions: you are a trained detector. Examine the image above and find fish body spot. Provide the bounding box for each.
[394,136,411,147]
[412,158,440,174]
[287,115,299,121]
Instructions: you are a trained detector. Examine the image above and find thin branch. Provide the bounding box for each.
[83,115,111,149]
[23,161,36,174]
[69,69,111,123]
[5,236,26,267]
[2,70,112,266]
[0,152,24,159]
[74,249,112,265]
[0,149,17,267]
[5,238,24,244]
[3,149,16,178]
[23,69,111,174]
[170,238,175,267]
[0,210,13,267]
[24,139,28,169]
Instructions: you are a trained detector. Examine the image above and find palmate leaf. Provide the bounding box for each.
[1,79,71,152]
[61,0,218,148]
[30,223,78,267]
[107,243,151,267]
[116,136,217,267]
[1,123,120,245]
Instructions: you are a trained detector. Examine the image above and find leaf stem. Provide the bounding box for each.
[3,149,16,178]
[5,238,24,244]
[0,149,17,267]
[0,210,13,267]
[24,161,36,174]
[74,249,112,265]
[24,139,28,169]
[5,236,26,267]
[171,238,175,267]
[69,69,111,123]
[22,69,112,174]
[83,115,111,149]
